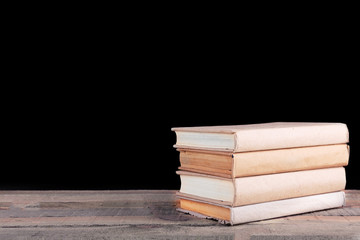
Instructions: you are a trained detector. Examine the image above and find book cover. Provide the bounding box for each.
[172,122,349,152]
[178,191,345,225]
[177,167,346,206]
[178,144,349,178]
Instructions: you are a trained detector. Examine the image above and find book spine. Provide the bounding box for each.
[233,167,346,206]
[234,124,349,152]
[231,191,345,225]
[233,144,349,177]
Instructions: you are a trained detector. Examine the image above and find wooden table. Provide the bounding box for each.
[0,190,359,239]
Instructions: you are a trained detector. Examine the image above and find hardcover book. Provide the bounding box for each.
[178,144,349,178]
[178,191,345,225]
[177,167,346,207]
[172,122,349,152]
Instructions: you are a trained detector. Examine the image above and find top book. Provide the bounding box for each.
[172,122,349,152]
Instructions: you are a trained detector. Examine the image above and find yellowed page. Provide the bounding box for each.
[180,198,231,221]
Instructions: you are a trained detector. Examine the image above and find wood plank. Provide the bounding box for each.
[0,190,359,239]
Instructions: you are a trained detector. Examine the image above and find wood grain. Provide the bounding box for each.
[0,190,359,239]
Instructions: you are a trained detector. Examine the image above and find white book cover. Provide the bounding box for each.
[178,191,345,225]
[177,167,346,207]
[172,122,349,152]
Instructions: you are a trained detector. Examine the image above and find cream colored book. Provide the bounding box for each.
[177,167,346,207]
[178,144,349,178]
[172,122,349,152]
[178,191,345,225]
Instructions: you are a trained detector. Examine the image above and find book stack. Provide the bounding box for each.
[172,122,350,225]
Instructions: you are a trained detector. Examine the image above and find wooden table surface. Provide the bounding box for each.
[0,190,359,239]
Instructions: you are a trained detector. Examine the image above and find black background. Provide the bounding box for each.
[2,84,359,190]
[1,7,359,190]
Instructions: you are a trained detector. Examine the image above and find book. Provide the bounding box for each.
[178,191,345,225]
[178,144,349,178]
[172,122,349,152]
[177,167,346,207]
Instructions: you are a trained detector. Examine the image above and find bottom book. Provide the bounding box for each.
[177,191,345,225]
